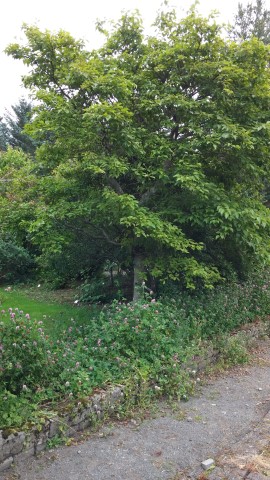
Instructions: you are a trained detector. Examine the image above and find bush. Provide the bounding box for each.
[79,278,116,303]
[160,271,270,340]
[78,271,130,304]
[0,239,35,283]
[54,299,198,399]
[0,390,37,429]
[0,309,60,394]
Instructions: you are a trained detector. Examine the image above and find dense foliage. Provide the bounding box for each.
[0,239,34,282]
[2,6,270,297]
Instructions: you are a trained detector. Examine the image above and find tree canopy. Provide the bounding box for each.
[3,7,270,298]
[231,0,270,44]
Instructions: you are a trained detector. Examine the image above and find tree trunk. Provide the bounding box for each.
[133,253,144,302]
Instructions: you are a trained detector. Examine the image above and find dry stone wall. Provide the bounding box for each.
[0,386,124,473]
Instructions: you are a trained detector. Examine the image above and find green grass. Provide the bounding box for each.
[0,285,97,337]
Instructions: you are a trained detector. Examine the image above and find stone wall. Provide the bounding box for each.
[0,386,124,473]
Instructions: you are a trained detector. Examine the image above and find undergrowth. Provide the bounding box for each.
[0,271,270,430]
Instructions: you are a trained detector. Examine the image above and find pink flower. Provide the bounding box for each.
[25,313,30,319]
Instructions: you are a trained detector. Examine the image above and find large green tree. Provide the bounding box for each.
[231,0,270,44]
[5,8,270,298]
[0,98,37,155]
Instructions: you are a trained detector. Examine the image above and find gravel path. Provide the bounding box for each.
[2,340,270,480]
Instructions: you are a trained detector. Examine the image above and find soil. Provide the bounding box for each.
[2,340,270,480]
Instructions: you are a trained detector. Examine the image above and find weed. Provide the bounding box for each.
[174,410,187,421]
[216,333,250,367]
[46,434,68,449]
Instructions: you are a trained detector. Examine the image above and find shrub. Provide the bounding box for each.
[79,278,116,303]
[0,309,60,394]
[216,334,250,366]
[57,300,201,397]
[0,390,37,429]
[0,239,34,283]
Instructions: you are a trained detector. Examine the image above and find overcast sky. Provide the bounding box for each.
[0,0,261,116]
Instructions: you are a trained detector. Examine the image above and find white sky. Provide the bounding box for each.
[0,0,261,116]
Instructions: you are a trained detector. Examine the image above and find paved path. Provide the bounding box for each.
[2,340,270,480]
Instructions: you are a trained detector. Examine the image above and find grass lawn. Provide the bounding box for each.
[0,285,98,337]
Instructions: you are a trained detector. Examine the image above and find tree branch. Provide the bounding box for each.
[106,176,124,194]
[139,186,157,205]
[99,228,121,246]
